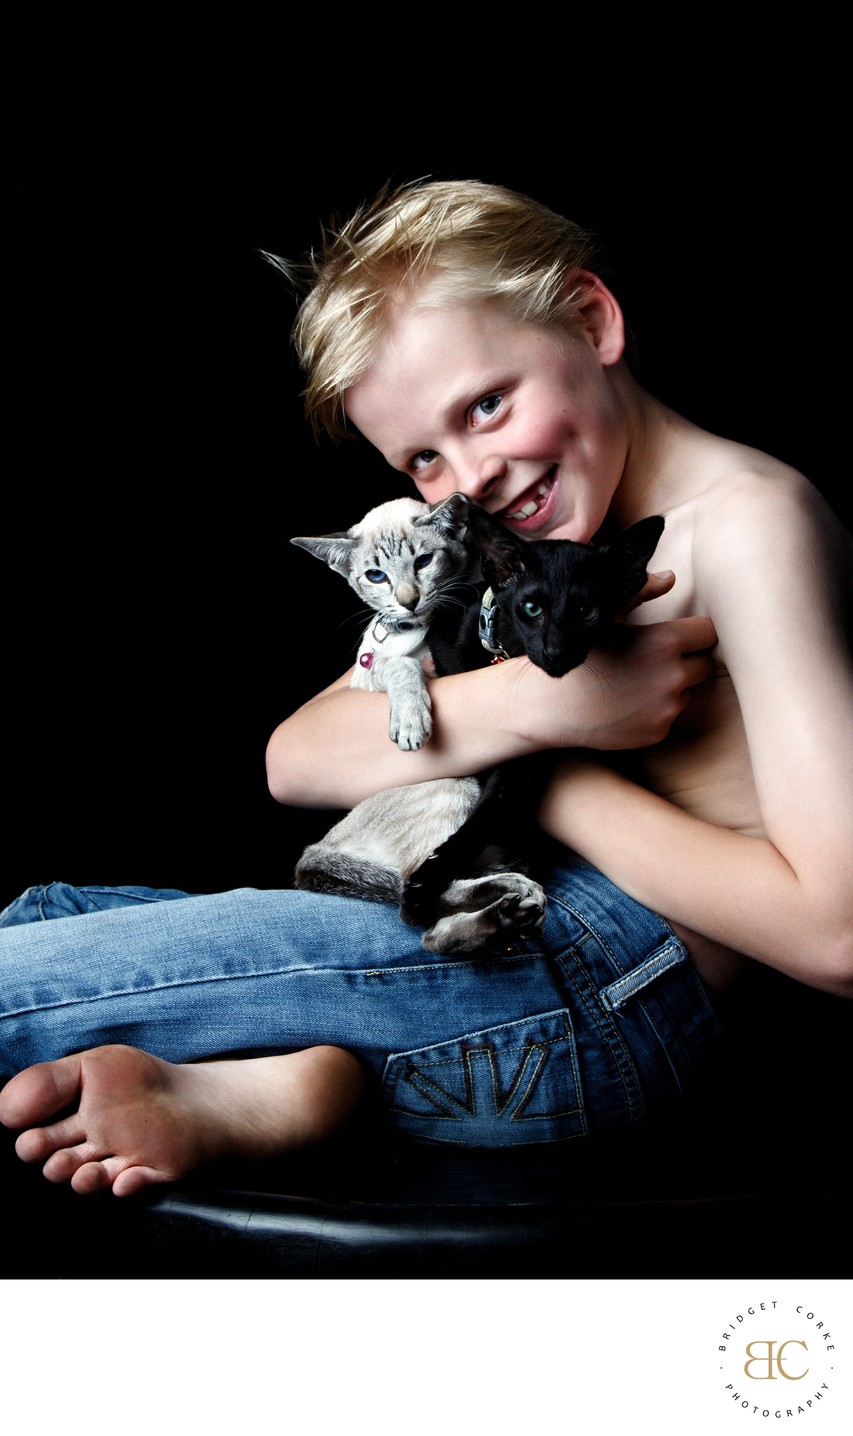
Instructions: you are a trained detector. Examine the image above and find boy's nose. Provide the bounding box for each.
[456,454,506,500]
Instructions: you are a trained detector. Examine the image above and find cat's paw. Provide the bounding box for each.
[388,700,432,751]
[493,891,547,934]
[418,873,547,954]
[390,718,432,751]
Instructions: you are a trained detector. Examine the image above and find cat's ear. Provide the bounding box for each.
[616,515,665,565]
[603,515,665,601]
[421,491,470,536]
[466,504,529,587]
[290,533,356,578]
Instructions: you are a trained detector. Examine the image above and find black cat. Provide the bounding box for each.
[399,504,666,942]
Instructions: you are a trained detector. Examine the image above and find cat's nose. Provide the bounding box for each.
[398,587,419,611]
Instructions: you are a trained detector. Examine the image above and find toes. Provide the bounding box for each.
[46,1149,169,1197]
[70,1162,116,1195]
[111,1164,171,1198]
[0,1053,83,1130]
[46,1149,163,1196]
[41,1144,94,1184]
[14,1113,85,1164]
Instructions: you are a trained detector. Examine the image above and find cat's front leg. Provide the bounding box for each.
[369,654,432,751]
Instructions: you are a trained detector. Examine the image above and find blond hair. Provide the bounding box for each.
[267,178,600,441]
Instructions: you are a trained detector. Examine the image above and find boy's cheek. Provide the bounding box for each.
[412,476,455,503]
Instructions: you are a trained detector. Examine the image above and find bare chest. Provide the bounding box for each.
[622,512,764,832]
[628,667,764,836]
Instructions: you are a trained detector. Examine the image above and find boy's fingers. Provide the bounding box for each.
[677,615,718,652]
[623,570,675,612]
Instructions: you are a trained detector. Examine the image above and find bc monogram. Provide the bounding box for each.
[743,1340,808,1381]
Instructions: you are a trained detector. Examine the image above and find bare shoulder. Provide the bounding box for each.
[690,452,851,619]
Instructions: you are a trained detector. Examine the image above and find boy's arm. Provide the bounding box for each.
[266,613,717,810]
[539,477,853,996]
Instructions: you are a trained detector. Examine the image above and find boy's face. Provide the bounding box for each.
[344,290,628,543]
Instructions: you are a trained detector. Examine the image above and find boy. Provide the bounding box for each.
[1,179,851,1194]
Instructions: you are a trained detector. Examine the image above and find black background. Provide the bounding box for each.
[5,11,849,908]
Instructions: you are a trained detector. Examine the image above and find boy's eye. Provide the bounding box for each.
[471,393,502,424]
[414,553,433,572]
[521,600,543,618]
[411,450,439,473]
[365,569,388,584]
[578,604,599,625]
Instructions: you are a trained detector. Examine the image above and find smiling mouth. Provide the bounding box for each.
[503,469,556,522]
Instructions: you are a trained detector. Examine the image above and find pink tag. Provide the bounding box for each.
[359,652,374,669]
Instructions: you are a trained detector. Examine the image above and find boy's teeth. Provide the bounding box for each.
[507,480,551,521]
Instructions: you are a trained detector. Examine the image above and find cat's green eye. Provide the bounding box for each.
[365,569,387,585]
[579,604,599,625]
[522,600,543,619]
[414,553,433,572]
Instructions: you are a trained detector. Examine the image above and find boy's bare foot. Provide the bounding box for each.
[0,1043,366,1197]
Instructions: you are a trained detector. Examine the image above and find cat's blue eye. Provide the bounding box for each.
[522,600,543,619]
[365,569,388,584]
[471,394,502,424]
[579,604,599,625]
[414,553,433,572]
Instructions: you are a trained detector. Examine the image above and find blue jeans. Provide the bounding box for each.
[0,860,721,1148]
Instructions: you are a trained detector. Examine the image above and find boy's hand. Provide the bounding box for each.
[580,616,717,749]
[518,613,718,752]
[580,570,717,750]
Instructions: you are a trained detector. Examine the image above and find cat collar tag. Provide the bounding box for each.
[359,652,374,669]
[478,587,508,661]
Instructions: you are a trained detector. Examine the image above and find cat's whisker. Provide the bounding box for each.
[496,655,539,700]
[579,654,618,695]
[335,612,374,640]
[438,587,481,609]
[431,582,484,619]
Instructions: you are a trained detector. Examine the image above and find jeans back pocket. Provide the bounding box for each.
[382,1008,585,1147]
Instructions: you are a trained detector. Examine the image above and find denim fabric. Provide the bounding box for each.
[0,863,721,1148]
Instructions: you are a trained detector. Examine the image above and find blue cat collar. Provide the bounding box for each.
[478,587,508,660]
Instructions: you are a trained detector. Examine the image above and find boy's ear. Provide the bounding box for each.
[571,270,625,365]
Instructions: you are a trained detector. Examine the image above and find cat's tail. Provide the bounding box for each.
[293,846,401,905]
